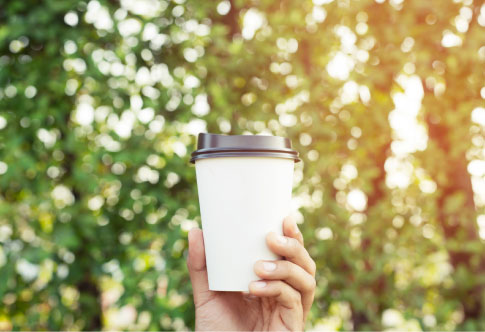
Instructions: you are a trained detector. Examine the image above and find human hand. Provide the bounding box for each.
[187,216,316,331]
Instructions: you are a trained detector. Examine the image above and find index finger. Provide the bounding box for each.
[283,215,304,246]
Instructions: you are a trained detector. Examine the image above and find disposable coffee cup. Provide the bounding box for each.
[190,133,300,291]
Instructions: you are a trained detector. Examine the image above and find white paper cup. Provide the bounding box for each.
[191,134,300,291]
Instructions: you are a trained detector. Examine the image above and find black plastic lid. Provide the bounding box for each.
[190,133,300,163]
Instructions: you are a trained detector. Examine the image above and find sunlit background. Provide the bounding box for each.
[1,0,485,330]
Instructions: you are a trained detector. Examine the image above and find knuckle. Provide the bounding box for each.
[302,275,316,292]
[309,276,316,291]
[309,260,317,275]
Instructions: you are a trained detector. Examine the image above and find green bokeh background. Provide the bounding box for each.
[1,0,485,330]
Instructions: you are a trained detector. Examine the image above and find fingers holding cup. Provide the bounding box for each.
[266,232,316,277]
[254,260,316,316]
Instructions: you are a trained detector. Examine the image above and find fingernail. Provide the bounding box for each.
[277,234,288,244]
[253,281,267,288]
[293,222,299,234]
[263,261,277,271]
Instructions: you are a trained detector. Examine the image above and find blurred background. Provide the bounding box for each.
[1,0,485,330]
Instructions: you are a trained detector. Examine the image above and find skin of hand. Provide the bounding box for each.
[187,216,316,331]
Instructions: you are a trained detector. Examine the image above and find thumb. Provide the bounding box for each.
[187,227,214,307]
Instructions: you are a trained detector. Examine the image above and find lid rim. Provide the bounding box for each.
[190,151,301,163]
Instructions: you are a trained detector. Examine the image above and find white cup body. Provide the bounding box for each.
[195,156,294,291]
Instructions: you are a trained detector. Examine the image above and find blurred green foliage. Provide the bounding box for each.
[1,0,485,330]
